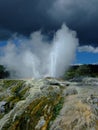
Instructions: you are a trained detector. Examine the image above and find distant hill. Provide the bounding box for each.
[64,64,98,79]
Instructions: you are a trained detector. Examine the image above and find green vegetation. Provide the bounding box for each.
[64,67,76,80]
[75,65,91,76]
[64,64,98,80]
[52,97,64,120]
[6,95,64,130]
[0,65,9,79]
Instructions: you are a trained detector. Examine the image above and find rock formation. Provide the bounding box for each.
[0,77,98,130]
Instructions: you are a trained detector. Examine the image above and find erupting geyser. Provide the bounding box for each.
[0,24,79,78]
[49,24,79,77]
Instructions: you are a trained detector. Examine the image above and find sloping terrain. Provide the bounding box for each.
[0,77,98,130]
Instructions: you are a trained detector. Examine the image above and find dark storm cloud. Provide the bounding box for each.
[48,0,98,44]
[0,0,98,44]
[0,0,53,31]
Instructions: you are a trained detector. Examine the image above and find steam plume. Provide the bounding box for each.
[0,24,79,78]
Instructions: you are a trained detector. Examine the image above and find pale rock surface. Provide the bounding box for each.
[0,77,97,130]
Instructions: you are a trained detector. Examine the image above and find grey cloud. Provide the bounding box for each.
[48,0,98,43]
[78,45,98,53]
[48,0,98,23]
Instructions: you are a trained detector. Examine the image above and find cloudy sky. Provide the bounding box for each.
[0,0,98,64]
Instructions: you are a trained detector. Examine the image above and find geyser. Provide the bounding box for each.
[0,24,79,78]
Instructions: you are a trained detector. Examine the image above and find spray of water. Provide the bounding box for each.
[49,24,79,77]
[0,24,79,78]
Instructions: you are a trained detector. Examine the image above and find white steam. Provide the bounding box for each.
[0,24,79,78]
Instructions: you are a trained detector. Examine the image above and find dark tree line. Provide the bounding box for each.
[64,64,98,80]
[0,65,9,79]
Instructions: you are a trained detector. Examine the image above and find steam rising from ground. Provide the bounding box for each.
[0,24,79,78]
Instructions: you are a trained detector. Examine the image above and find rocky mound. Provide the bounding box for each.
[0,77,98,130]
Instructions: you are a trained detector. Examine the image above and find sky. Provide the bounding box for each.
[0,0,98,65]
[76,51,98,64]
